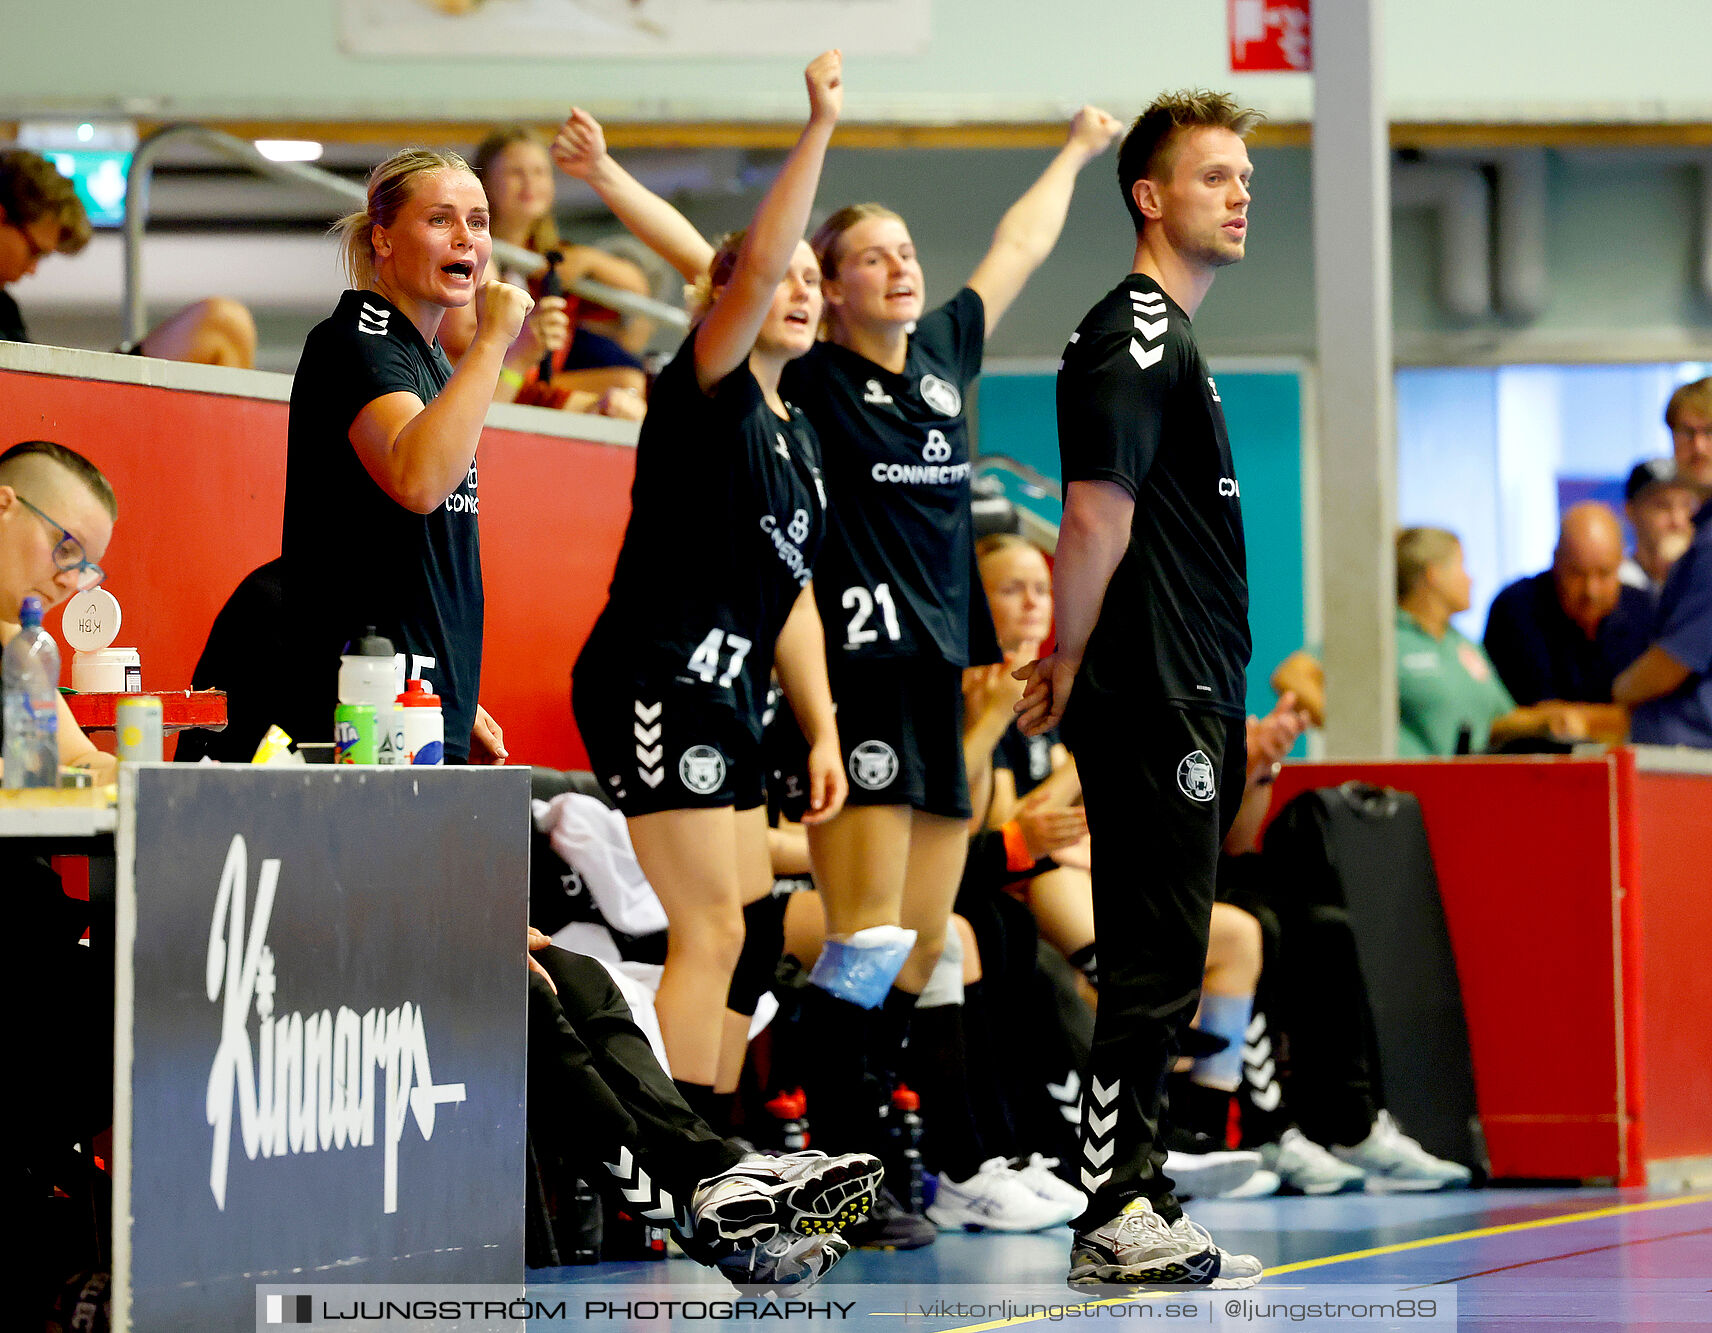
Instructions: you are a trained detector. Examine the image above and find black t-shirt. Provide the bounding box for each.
[0,290,29,343]
[993,722,1060,801]
[1482,570,1652,705]
[578,336,827,735]
[280,290,481,759]
[784,287,1001,669]
[1057,275,1250,714]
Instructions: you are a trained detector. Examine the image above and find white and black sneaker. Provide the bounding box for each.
[927,1158,1075,1232]
[1009,1153,1088,1220]
[687,1151,881,1256]
[1067,1198,1263,1292]
[715,1231,852,1288]
[1163,1146,1261,1201]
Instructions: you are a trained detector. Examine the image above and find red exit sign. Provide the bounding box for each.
[1230,0,1312,71]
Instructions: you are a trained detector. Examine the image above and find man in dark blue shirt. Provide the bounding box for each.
[1616,493,1712,746]
[1483,503,1651,707]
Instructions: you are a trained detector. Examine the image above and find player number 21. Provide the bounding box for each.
[688,629,753,687]
[842,583,902,645]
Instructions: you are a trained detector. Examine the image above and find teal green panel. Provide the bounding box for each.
[977,369,1305,725]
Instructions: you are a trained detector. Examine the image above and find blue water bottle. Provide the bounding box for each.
[3,596,61,789]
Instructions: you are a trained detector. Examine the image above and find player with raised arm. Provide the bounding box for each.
[570,52,848,1138]
[556,101,1123,1241]
[1015,91,1265,1291]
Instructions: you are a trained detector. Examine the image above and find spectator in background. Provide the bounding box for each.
[0,148,257,367]
[1614,488,1712,747]
[436,125,649,418]
[1396,527,1604,755]
[1621,458,1703,598]
[1482,503,1649,718]
[1665,377,1712,490]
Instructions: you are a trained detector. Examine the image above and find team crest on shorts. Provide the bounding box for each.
[919,374,961,417]
[679,745,727,795]
[1176,750,1216,803]
[849,740,900,792]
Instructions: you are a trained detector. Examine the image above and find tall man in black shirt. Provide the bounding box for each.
[1017,92,1264,1291]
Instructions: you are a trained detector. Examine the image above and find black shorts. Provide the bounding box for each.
[573,673,764,817]
[825,656,972,820]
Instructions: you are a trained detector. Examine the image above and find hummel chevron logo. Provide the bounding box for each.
[1088,1106,1118,1138]
[1091,1076,1119,1108]
[1047,1071,1080,1104]
[634,721,662,746]
[1129,339,1164,370]
[1083,1138,1114,1168]
[635,700,662,724]
[603,1146,674,1218]
[1132,315,1168,341]
[639,769,664,788]
[358,302,391,336]
[635,745,663,767]
[1250,1083,1283,1112]
[1081,1166,1112,1192]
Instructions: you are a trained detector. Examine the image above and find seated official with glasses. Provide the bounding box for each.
[0,439,117,785]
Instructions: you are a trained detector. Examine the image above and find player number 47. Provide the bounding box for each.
[688,629,753,688]
[842,582,902,646]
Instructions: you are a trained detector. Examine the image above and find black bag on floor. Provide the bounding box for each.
[1264,782,1488,1177]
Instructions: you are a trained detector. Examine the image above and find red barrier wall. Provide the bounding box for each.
[0,355,632,769]
[1264,753,1712,1185]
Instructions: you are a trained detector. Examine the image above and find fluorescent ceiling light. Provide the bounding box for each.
[254,140,324,163]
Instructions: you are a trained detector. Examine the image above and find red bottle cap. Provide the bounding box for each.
[397,679,441,707]
[891,1084,920,1112]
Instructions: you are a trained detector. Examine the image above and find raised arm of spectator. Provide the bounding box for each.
[691,50,841,391]
[773,582,847,825]
[1014,479,1132,737]
[965,106,1123,334]
[349,280,532,511]
[553,109,718,282]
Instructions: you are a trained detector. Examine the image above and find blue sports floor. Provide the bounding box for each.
[533,1187,1712,1330]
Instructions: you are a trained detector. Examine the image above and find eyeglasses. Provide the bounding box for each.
[10,219,58,264]
[15,495,105,591]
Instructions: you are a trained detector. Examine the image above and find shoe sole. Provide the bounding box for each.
[1361,1175,1471,1194]
[695,1156,883,1252]
[1169,1157,1261,1201]
[1276,1175,1366,1196]
[925,1204,1069,1233]
[1067,1261,1261,1292]
[719,1234,851,1290]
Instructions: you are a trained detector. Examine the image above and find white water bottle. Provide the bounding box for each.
[337,629,405,765]
[3,596,61,789]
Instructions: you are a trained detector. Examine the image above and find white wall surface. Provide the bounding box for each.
[7,1,1712,124]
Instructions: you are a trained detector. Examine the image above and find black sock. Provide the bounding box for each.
[795,984,886,1155]
[904,1000,988,1183]
[871,985,919,1089]
[674,1079,724,1136]
[1166,1071,1233,1147]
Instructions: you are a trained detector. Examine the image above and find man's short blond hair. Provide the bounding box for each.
[1396,527,1460,601]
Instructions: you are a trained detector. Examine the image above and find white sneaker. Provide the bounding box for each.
[715,1231,851,1288]
[1163,1147,1260,1200]
[1218,1168,1282,1199]
[1261,1127,1366,1195]
[1009,1153,1087,1221]
[687,1150,882,1255]
[927,1157,1073,1232]
[1067,1197,1263,1291]
[1330,1112,1472,1193]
